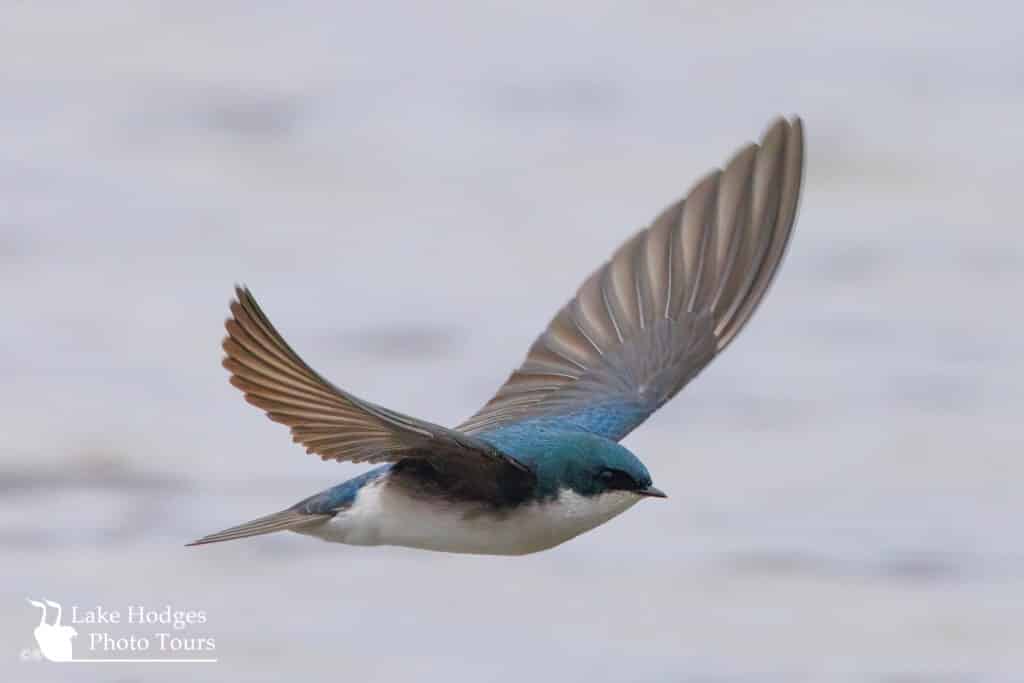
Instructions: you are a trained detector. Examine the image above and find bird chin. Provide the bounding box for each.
[590,490,643,515]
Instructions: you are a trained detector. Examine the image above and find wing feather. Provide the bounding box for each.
[222,287,534,501]
[460,117,804,440]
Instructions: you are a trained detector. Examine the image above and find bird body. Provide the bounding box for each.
[298,467,642,556]
[200,429,661,554]
[189,117,805,556]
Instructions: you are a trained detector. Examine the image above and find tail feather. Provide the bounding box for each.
[186,509,332,547]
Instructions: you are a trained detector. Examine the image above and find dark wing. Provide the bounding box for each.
[223,287,534,503]
[459,117,804,440]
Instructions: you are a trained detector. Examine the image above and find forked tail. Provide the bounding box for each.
[186,508,332,547]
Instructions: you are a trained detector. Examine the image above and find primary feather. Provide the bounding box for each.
[460,116,804,440]
[221,287,535,503]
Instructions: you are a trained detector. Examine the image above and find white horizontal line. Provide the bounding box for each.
[66,659,218,663]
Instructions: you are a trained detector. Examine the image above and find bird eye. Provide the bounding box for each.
[599,469,635,490]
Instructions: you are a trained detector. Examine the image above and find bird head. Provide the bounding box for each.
[577,440,665,499]
[531,431,666,500]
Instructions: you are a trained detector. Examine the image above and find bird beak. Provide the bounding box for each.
[636,485,667,499]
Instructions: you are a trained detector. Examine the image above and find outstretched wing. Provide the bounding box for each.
[223,287,534,503]
[459,117,804,441]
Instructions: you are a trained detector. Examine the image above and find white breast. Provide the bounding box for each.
[297,479,640,556]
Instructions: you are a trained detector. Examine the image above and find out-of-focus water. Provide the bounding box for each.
[1,2,1021,681]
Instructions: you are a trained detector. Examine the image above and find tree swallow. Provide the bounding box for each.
[188,117,804,555]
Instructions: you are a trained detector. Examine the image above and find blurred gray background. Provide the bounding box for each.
[2,2,1021,681]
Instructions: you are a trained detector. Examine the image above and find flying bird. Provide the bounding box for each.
[188,117,804,555]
